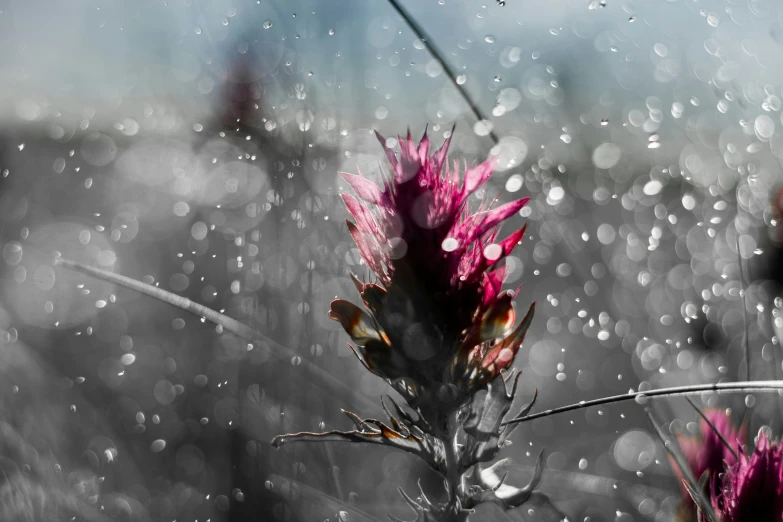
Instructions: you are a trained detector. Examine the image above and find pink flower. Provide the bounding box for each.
[714,430,783,522]
[328,128,533,410]
[673,409,745,504]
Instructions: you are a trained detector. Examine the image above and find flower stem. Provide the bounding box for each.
[444,413,461,511]
[54,256,382,414]
[55,256,261,340]
[384,0,498,145]
[500,380,783,426]
[737,235,751,383]
[685,396,739,461]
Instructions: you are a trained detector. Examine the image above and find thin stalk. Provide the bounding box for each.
[644,408,719,522]
[737,236,751,383]
[685,397,739,460]
[443,412,462,514]
[500,380,783,426]
[384,0,499,145]
[54,256,382,414]
[56,257,261,340]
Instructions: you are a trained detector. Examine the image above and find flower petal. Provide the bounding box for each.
[339,172,385,204]
[346,220,388,280]
[328,299,384,344]
[462,158,496,196]
[417,126,430,162]
[430,124,455,176]
[470,197,530,240]
[477,292,516,342]
[342,193,383,239]
[481,267,506,306]
[497,223,528,259]
[480,302,535,379]
[375,131,402,181]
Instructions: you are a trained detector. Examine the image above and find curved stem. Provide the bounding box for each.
[55,257,261,340]
[384,0,498,145]
[685,396,739,460]
[54,256,383,414]
[500,380,783,426]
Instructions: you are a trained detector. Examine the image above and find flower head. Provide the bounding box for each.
[329,128,532,411]
[714,429,783,522]
[674,409,745,502]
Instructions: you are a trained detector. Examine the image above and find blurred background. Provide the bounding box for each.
[1,0,783,520]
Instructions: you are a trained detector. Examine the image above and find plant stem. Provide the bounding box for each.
[685,396,739,460]
[737,236,751,383]
[55,257,261,340]
[54,256,382,414]
[384,0,499,145]
[443,412,461,514]
[500,380,783,426]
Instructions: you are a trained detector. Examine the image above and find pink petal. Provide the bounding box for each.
[375,131,402,180]
[404,128,416,159]
[497,223,528,256]
[471,197,530,240]
[360,283,387,316]
[346,221,387,278]
[417,126,430,160]
[339,172,385,204]
[462,158,496,196]
[431,124,455,175]
[342,193,383,239]
[480,267,506,306]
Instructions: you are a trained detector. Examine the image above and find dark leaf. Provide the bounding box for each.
[273,410,447,476]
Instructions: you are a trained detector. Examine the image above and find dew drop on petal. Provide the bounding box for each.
[442,238,459,252]
[483,244,502,261]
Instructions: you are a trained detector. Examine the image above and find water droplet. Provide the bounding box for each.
[442,238,459,252]
[263,20,273,29]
